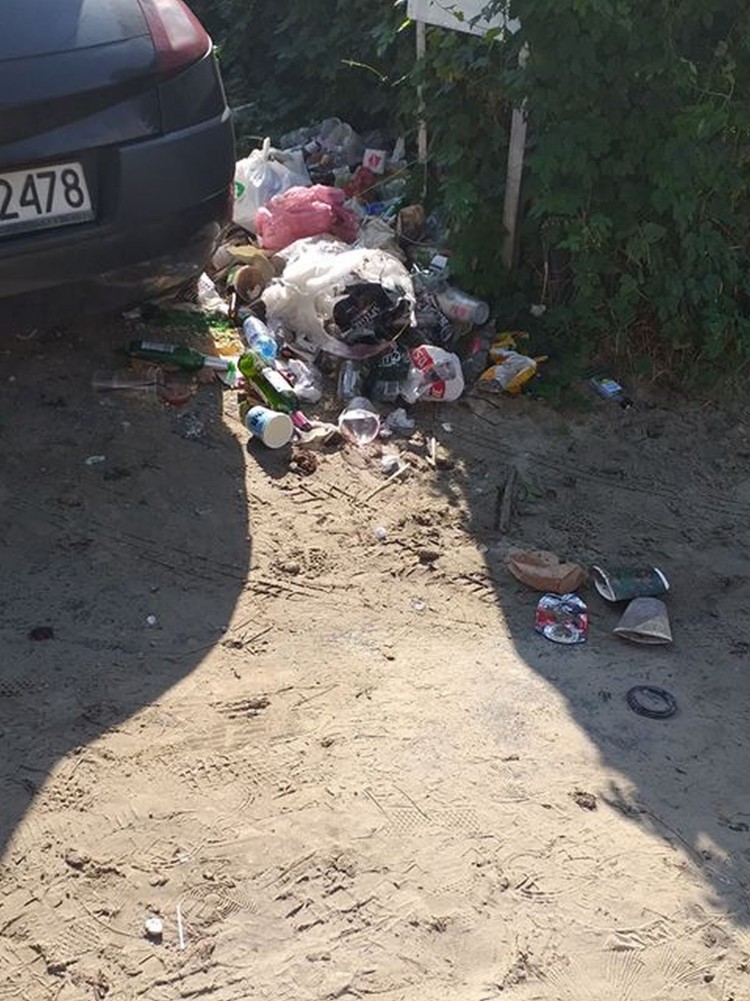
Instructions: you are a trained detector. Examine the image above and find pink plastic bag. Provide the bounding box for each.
[255,185,360,252]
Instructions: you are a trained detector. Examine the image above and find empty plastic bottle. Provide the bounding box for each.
[241,316,278,363]
[337,360,363,401]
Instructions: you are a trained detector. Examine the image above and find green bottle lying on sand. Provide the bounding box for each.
[238,351,299,413]
[127,341,299,414]
[127,339,232,373]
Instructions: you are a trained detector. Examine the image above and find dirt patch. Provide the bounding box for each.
[2,320,750,1000]
[571,789,598,811]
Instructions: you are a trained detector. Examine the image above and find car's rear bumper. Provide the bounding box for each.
[0,108,234,324]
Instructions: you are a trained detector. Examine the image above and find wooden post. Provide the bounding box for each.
[501,101,527,270]
[416,20,428,165]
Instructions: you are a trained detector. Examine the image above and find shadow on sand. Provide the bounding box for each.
[3,330,750,941]
[0,319,250,860]
[431,393,750,927]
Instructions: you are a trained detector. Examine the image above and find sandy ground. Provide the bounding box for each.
[2,319,750,1001]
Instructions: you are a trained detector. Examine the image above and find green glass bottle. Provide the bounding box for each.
[238,351,299,413]
[127,339,232,373]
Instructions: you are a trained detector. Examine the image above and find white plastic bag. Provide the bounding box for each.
[355,217,405,260]
[233,138,310,233]
[283,357,323,404]
[262,238,416,357]
[401,344,465,403]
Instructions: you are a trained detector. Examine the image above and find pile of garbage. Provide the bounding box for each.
[105,119,546,451]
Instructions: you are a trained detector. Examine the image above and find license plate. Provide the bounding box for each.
[0,162,94,237]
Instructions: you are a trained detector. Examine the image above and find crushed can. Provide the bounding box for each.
[535,593,589,645]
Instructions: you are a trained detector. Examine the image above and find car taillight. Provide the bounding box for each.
[138,0,211,77]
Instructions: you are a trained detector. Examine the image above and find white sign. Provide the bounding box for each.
[407,0,519,36]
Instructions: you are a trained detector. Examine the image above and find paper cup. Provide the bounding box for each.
[233,262,273,301]
[614,598,673,645]
[245,406,293,449]
[592,565,669,602]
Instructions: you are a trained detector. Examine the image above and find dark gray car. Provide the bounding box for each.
[0,0,235,325]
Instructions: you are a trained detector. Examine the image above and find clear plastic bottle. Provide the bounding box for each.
[436,287,490,325]
[242,316,278,363]
[337,360,363,401]
[92,368,162,392]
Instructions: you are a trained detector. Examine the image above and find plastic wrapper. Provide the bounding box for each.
[318,118,364,167]
[172,273,228,315]
[365,342,465,404]
[282,357,323,404]
[383,408,416,435]
[478,350,538,395]
[333,282,412,345]
[355,217,405,261]
[344,166,379,201]
[256,185,360,252]
[535,594,589,645]
[278,126,316,150]
[413,289,455,348]
[366,344,412,402]
[436,286,490,325]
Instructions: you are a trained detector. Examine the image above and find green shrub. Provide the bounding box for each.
[495,1,750,375]
[189,0,750,378]
[188,0,411,140]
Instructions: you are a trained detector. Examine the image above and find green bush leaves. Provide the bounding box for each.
[191,0,750,376]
